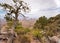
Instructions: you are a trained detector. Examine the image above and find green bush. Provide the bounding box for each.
[32,29,43,39]
[34,16,48,29]
[15,27,30,35]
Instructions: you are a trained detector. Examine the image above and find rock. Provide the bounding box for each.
[48,36,60,43]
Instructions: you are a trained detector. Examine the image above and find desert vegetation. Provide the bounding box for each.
[0,14,60,43]
[0,0,60,43]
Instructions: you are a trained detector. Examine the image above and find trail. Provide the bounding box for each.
[0,40,7,43]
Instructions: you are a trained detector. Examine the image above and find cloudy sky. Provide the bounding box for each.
[0,0,60,18]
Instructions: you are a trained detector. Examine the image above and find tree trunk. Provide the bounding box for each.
[15,14,18,21]
[14,14,18,28]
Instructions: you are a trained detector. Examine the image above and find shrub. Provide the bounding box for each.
[32,29,43,40]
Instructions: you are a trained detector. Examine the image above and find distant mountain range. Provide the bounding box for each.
[0,18,36,28]
[20,18,36,28]
[0,18,6,27]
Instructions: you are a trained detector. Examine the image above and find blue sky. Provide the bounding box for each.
[0,0,60,19]
[0,9,6,19]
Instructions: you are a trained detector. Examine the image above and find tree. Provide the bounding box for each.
[0,0,29,43]
[45,14,60,36]
[34,16,48,29]
[0,0,29,28]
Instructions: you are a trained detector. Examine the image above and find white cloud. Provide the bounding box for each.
[0,0,60,18]
[55,0,60,7]
[24,0,60,18]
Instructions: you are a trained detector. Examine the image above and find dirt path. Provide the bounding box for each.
[0,40,7,43]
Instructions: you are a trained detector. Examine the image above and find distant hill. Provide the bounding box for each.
[0,18,36,28]
[0,18,6,28]
[20,18,36,28]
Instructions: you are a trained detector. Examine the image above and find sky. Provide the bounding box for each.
[0,0,60,19]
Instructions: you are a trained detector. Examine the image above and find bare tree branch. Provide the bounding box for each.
[0,3,14,10]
